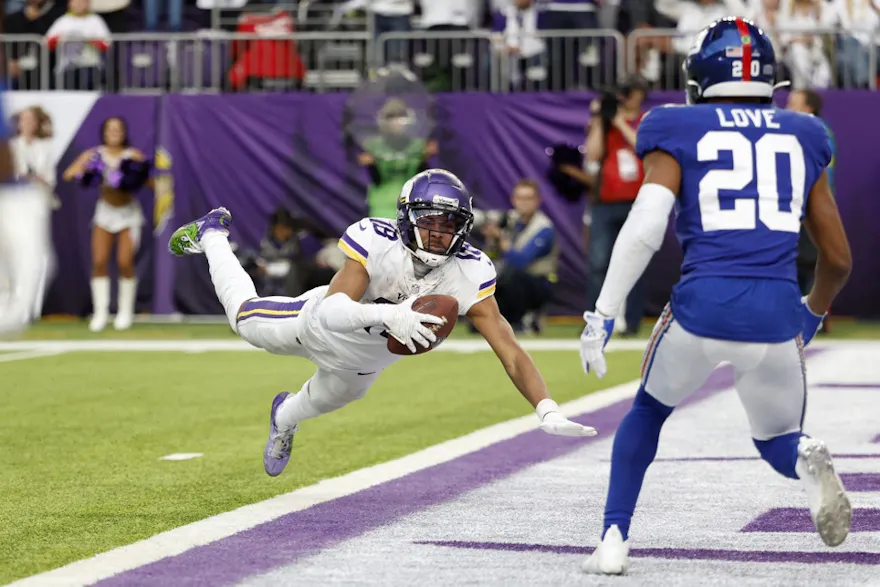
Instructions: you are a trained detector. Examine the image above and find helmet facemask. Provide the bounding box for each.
[402,203,473,268]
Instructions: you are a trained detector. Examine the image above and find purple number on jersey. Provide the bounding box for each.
[370,219,398,241]
[455,242,481,261]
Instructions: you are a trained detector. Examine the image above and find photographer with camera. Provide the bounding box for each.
[480,179,557,334]
[584,77,647,336]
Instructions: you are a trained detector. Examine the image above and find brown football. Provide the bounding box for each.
[386,294,459,356]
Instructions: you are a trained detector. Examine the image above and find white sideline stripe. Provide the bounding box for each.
[0,349,66,362]
[9,379,645,587]
[0,338,870,354]
[0,338,651,353]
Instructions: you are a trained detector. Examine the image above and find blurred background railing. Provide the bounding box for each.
[3,26,876,93]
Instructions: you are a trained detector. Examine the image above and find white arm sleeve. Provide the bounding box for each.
[317,292,388,333]
[594,183,676,318]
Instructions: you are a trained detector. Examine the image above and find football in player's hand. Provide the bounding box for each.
[387,295,458,356]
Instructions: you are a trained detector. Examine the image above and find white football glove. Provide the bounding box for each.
[536,399,597,437]
[580,310,615,378]
[380,296,446,354]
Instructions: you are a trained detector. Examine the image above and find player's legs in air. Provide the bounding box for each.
[584,307,851,575]
[169,207,380,477]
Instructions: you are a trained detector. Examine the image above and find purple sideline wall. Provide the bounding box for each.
[42,91,880,318]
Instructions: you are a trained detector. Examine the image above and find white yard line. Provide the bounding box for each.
[0,349,67,363]
[0,337,869,354]
[0,338,650,353]
[8,378,645,587]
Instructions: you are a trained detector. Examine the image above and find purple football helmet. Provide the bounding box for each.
[396,169,474,267]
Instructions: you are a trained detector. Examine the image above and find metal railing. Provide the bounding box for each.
[18,31,372,93]
[627,27,878,91]
[376,31,501,92]
[4,34,50,92]
[376,29,625,92]
[4,27,877,93]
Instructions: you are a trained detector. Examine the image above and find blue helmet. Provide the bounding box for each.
[684,17,781,105]
[396,169,474,267]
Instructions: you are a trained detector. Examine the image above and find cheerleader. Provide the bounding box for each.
[0,106,52,335]
[9,106,57,321]
[62,116,151,332]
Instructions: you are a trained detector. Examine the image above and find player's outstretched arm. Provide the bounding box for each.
[580,150,678,377]
[468,296,596,437]
[316,259,443,353]
[802,170,852,344]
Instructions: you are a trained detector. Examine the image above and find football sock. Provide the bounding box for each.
[202,232,258,332]
[754,432,802,480]
[603,385,674,541]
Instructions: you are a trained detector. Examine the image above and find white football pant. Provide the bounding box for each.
[643,305,806,440]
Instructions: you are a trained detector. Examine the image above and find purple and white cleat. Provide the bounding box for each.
[168,207,232,257]
[263,391,299,477]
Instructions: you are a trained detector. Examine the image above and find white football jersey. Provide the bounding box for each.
[338,217,497,314]
[300,217,496,373]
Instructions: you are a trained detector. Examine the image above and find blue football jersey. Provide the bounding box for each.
[636,103,832,343]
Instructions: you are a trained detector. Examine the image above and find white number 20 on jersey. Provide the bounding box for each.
[697,131,805,233]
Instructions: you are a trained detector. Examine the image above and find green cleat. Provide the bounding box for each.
[168,207,232,257]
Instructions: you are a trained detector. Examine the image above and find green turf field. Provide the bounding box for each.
[0,345,644,583]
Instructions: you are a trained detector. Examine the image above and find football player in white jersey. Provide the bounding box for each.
[169,169,596,476]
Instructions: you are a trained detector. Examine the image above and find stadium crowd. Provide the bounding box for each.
[3,0,879,91]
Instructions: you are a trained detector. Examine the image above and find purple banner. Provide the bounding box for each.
[45,91,880,318]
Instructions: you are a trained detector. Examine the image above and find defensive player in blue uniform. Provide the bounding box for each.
[578,18,853,574]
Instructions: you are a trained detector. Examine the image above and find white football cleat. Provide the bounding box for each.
[796,437,852,547]
[582,525,630,575]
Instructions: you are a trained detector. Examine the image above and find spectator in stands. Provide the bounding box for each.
[6,0,66,90]
[492,0,548,89]
[786,88,835,332]
[542,0,597,29]
[779,0,832,89]
[45,0,111,90]
[335,0,414,64]
[482,179,557,334]
[357,97,437,218]
[419,0,478,31]
[416,0,481,91]
[748,0,780,47]
[825,0,880,88]
[584,77,647,336]
[632,0,745,88]
[144,0,182,31]
[229,9,306,92]
[542,0,600,74]
[617,0,676,83]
